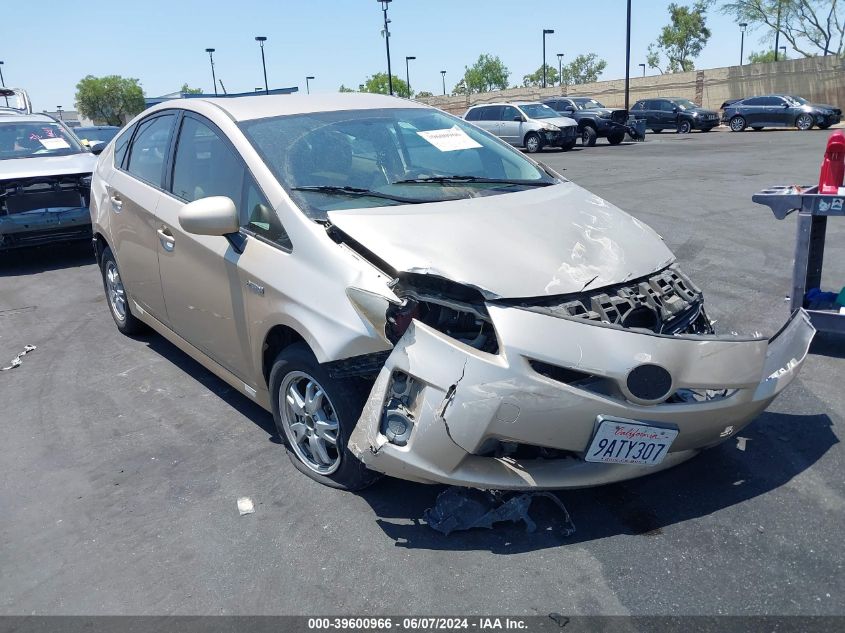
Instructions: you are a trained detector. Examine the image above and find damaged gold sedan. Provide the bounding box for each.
[90,93,815,490]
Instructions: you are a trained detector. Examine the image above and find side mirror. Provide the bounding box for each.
[178,196,239,236]
[672,107,679,113]
[90,143,106,155]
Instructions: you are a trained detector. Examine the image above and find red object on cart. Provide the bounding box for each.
[818,129,845,194]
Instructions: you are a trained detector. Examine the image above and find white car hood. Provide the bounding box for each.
[328,182,675,299]
[0,152,98,180]
[544,116,577,128]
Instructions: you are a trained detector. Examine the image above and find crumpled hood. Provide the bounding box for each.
[544,116,577,129]
[0,152,98,181]
[328,182,675,299]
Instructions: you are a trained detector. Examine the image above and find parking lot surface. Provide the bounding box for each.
[1,128,843,616]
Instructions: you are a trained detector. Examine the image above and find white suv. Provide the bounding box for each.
[464,102,578,153]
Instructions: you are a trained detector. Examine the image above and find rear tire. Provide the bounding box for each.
[796,113,814,131]
[729,116,747,132]
[100,246,146,335]
[581,126,598,147]
[524,132,542,153]
[607,130,625,145]
[269,343,379,491]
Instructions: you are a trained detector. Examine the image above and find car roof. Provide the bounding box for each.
[0,112,57,124]
[146,92,427,123]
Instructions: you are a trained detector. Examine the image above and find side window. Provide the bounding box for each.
[125,114,176,187]
[465,108,480,121]
[631,101,644,111]
[660,100,676,112]
[113,123,136,169]
[171,116,291,250]
[501,106,519,121]
[744,97,766,106]
[481,106,503,121]
[765,96,785,106]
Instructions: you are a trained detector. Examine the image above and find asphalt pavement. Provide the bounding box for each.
[1,127,843,616]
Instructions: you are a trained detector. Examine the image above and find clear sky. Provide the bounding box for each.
[5,0,787,112]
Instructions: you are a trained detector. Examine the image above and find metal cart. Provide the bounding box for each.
[753,185,845,334]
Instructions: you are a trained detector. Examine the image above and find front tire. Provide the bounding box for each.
[524,132,542,153]
[559,139,577,151]
[729,116,747,132]
[796,113,814,131]
[100,246,146,335]
[269,343,379,490]
[607,129,625,145]
[677,119,692,134]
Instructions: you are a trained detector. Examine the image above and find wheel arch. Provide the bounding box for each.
[262,324,310,386]
[93,231,111,267]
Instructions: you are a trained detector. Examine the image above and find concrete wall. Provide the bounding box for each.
[418,56,845,115]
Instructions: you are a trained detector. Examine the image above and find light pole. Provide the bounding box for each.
[255,36,268,94]
[378,0,394,95]
[639,63,646,77]
[624,0,632,112]
[56,106,63,121]
[306,76,315,94]
[205,48,217,96]
[774,0,782,60]
[0,61,6,108]
[739,23,747,65]
[557,53,564,87]
[780,46,787,60]
[542,29,554,88]
[440,70,446,95]
[405,56,415,97]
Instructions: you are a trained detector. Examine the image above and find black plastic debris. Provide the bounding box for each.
[423,487,576,536]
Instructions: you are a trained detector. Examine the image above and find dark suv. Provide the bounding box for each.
[630,98,720,134]
[722,95,841,132]
[543,97,630,146]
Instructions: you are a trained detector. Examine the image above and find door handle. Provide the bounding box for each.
[109,194,123,212]
[157,226,175,252]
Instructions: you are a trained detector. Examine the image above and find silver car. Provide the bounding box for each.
[91,93,814,491]
[463,102,578,153]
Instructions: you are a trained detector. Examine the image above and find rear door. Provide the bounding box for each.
[498,105,522,144]
[642,100,661,128]
[657,100,677,129]
[107,112,177,325]
[741,97,767,125]
[764,96,790,126]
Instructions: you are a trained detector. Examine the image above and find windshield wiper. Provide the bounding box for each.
[392,175,554,187]
[292,185,437,204]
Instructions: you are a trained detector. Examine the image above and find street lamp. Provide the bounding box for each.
[205,48,217,96]
[639,63,646,77]
[56,106,63,121]
[557,53,564,87]
[739,23,748,65]
[780,46,787,60]
[377,0,394,95]
[405,56,416,97]
[255,36,268,94]
[440,70,447,95]
[542,29,554,89]
[624,0,632,112]
[306,76,315,94]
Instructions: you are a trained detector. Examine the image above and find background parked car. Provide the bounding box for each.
[74,125,120,149]
[721,95,841,132]
[464,102,578,152]
[543,97,629,146]
[0,112,99,250]
[630,97,720,134]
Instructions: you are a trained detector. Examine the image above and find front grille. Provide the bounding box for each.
[507,265,714,336]
[1,174,90,216]
[6,190,83,214]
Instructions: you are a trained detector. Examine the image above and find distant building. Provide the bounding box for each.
[41,109,94,128]
[144,86,299,109]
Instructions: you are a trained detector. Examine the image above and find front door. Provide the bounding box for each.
[498,105,523,144]
[108,112,177,325]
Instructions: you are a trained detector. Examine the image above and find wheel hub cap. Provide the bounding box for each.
[105,262,127,322]
[280,372,341,475]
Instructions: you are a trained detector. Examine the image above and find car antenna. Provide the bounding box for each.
[218,79,228,95]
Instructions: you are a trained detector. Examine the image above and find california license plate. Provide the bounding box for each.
[585,416,678,466]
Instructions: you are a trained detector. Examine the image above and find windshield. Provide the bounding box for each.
[573,99,605,110]
[517,103,560,119]
[674,99,699,110]
[0,121,85,159]
[76,128,119,143]
[240,107,559,218]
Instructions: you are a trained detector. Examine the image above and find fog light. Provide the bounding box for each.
[626,364,673,402]
[382,408,414,446]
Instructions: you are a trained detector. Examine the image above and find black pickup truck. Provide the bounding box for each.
[543,97,631,146]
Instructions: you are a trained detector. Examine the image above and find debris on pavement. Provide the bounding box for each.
[423,487,576,536]
[236,497,255,516]
[1,345,37,372]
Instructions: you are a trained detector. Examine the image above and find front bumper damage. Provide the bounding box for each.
[0,206,91,250]
[348,309,814,490]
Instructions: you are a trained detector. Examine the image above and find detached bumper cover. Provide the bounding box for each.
[348,309,815,489]
[0,206,91,249]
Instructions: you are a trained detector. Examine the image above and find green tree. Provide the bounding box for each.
[180,83,203,94]
[461,54,510,94]
[358,73,412,98]
[561,53,608,84]
[338,84,355,92]
[451,78,468,95]
[747,48,790,62]
[75,75,145,126]
[522,64,560,87]
[721,0,843,57]
[647,1,712,73]
[415,90,434,98]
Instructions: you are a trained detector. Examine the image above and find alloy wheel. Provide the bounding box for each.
[797,114,814,131]
[105,261,127,322]
[279,371,341,475]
